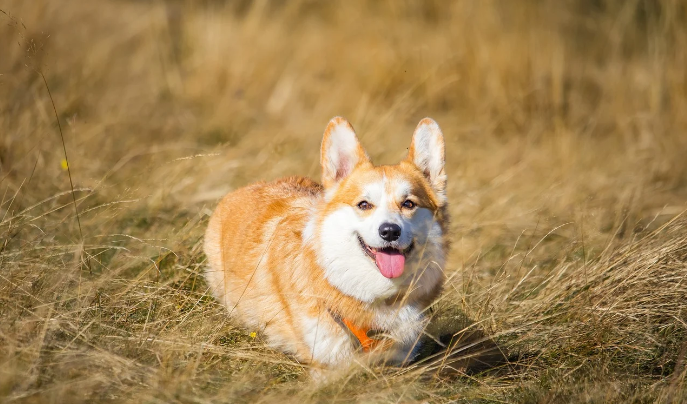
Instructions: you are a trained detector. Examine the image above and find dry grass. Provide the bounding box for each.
[1,1,687,402]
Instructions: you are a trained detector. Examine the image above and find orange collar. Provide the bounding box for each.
[328,309,391,352]
[341,317,380,352]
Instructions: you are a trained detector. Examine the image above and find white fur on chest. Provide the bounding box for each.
[300,314,356,365]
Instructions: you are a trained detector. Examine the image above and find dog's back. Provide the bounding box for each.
[206,176,383,363]
[204,177,324,351]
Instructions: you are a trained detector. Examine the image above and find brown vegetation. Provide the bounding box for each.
[1,1,686,402]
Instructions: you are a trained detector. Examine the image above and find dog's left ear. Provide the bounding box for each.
[321,117,370,188]
[407,118,446,201]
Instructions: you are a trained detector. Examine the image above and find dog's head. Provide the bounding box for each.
[308,117,447,303]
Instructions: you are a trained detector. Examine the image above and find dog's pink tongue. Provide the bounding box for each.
[375,250,405,279]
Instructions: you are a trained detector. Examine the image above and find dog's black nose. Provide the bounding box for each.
[379,223,401,242]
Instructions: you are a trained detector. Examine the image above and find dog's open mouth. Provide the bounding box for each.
[358,235,413,279]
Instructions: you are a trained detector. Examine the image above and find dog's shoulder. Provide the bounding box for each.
[268,176,324,199]
[214,176,321,215]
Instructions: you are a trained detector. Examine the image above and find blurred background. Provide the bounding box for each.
[1,1,687,402]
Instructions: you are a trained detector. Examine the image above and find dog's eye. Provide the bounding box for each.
[357,200,373,210]
[401,200,416,209]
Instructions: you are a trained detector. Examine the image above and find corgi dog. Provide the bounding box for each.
[204,117,448,369]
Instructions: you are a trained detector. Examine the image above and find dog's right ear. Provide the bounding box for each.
[407,118,446,203]
[321,117,370,188]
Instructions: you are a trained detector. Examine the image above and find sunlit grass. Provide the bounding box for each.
[1,1,686,402]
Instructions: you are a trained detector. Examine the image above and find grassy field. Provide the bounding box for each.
[1,1,687,402]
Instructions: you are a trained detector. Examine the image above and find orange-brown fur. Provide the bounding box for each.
[205,177,374,360]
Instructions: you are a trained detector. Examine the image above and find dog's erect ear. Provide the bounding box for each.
[407,118,446,201]
[321,117,370,188]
